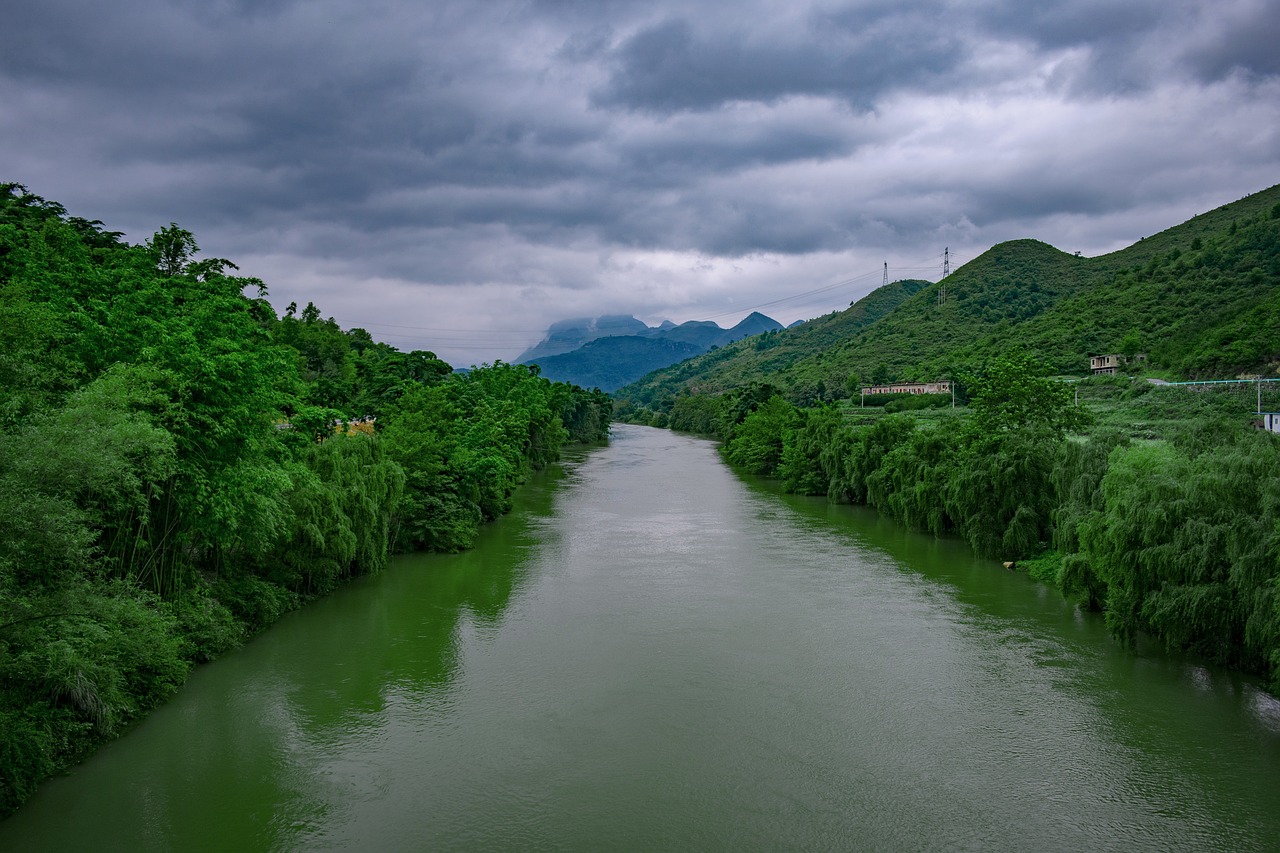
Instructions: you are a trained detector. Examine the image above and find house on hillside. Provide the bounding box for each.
[1261,413,1280,434]
[1090,353,1147,375]
[1090,354,1123,374]
[864,381,952,395]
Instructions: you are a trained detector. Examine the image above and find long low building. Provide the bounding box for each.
[863,381,952,395]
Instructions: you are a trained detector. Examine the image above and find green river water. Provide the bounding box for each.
[4,424,1280,851]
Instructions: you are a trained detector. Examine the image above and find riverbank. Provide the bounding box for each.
[639,363,1280,696]
[0,185,613,818]
[0,436,607,821]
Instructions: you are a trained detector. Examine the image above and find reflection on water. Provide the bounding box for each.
[4,427,1280,852]
[0,461,563,852]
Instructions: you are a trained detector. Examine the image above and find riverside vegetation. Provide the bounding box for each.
[616,185,1280,694]
[0,184,610,816]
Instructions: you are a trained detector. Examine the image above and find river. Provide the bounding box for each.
[4,424,1280,851]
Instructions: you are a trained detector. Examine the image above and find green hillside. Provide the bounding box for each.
[620,277,929,406]
[618,184,1280,410]
[959,193,1280,378]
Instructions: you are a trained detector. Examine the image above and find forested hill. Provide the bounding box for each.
[617,183,1280,410]
[0,183,611,816]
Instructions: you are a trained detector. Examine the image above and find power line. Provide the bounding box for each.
[359,321,551,333]
[695,268,885,321]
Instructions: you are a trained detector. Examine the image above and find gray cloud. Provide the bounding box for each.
[977,0,1169,52]
[2,0,1277,364]
[593,11,968,114]
[1182,0,1280,82]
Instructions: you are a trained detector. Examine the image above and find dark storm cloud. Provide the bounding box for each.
[976,0,1280,92]
[2,0,531,210]
[2,0,1277,363]
[976,0,1168,52]
[616,126,851,188]
[594,12,966,113]
[1183,1,1280,81]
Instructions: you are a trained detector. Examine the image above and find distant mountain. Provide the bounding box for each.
[530,337,706,392]
[721,311,784,344]
[516,314,648,363]
[520,311,783,391]
[649,312,782,350]
[655,319,721,348]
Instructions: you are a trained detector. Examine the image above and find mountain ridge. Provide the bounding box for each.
[616,183,1280,409]
[520,311,783,391]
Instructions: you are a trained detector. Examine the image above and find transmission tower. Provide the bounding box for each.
[882,262,888,288]
[938,247,950,305]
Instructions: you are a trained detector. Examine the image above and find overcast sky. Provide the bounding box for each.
[4,0,1278,365]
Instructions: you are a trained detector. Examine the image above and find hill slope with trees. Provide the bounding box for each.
[618,277,930,408]
[618,184,1280,412]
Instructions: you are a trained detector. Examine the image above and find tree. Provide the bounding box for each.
[1119,329,1143,359]
[963,350,1090,440]
[186,256,239,282]
[725,395,798,475]
[845,372,860,399]
[146,223,197,277]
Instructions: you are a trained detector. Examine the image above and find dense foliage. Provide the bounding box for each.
[0,184,610,816]
[664,351,1280,695]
